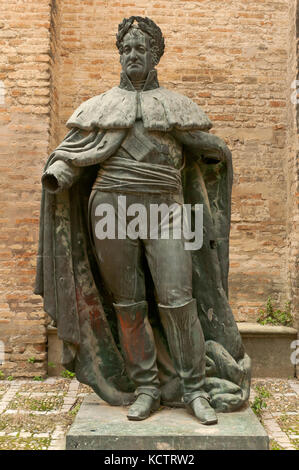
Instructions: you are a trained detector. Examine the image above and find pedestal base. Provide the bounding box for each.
[66,393,269,450]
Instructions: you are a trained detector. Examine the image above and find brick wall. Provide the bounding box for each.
[286,0,299,331]
[0,0,53,377]
[49,0,62,152]
[55,0,292,321]
[0,0,298,376]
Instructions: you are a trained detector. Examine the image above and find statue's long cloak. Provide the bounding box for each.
[35,81,251,411]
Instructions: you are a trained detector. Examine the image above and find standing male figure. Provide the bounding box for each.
[37,17,250,425]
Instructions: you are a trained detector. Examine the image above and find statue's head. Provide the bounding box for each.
[116,16,165,82]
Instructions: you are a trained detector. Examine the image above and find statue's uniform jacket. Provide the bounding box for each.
[36,70,251,410]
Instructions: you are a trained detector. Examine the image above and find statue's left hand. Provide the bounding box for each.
[205,134,232,162]
[218,140,232,163]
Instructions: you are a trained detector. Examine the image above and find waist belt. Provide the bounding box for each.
[92,156,182,194]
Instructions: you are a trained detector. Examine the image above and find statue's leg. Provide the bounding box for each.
[90,191,160,420]
[113,301,161,420]
[144,236,217,424]
[158,300,217,424]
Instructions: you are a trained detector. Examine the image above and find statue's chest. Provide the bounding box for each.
[120,119,183,169]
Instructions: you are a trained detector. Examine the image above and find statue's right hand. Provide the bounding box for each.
[42,171,60,193]
[42,160,81,194]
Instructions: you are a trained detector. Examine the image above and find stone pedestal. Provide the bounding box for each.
[66,393,269,450]
[239,323,297,378]
[49,324,297,378]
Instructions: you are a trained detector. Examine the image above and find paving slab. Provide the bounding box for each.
[66,393,269,451]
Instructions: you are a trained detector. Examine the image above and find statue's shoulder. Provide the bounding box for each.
[141,87,212,131]
[66,87,137,130]
[65,85,212,132]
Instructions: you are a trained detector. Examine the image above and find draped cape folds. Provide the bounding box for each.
[35,85,251,412]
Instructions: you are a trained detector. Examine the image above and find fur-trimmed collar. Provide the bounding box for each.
[66,76,212,132]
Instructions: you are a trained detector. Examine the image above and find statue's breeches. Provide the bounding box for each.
[90,191,193,306]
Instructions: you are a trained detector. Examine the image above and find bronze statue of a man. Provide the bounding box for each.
[36,17,251,425]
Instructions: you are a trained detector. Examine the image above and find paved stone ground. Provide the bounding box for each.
[0,377,297,450]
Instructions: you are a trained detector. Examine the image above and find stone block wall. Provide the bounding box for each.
[0,0,298,376]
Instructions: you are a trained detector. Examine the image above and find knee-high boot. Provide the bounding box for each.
[113,300,160,420]
[158,298,217,424]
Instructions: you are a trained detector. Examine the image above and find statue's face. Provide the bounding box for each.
[120,29,153,82]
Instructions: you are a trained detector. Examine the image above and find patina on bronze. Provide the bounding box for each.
[35,17,251,423]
